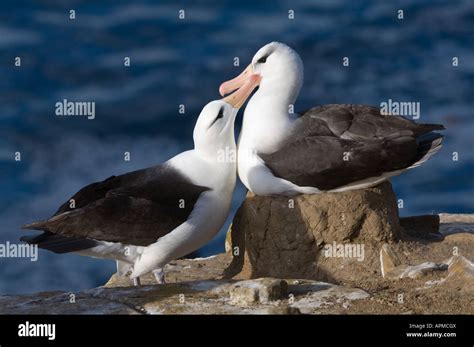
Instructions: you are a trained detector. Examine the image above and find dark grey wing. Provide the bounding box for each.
[20,231,100,254]
[52,165,164,216]
[298,104,445,139]
[22,163,210,248]
[260,104,444,191]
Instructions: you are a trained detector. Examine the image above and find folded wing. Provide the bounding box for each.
[22,163,210,250]
[260,104,444,191]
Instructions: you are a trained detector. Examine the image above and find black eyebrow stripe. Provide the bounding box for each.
[257,49,274,62]
[209,107,224,128]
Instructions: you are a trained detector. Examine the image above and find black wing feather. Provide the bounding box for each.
[22,163,210,247]
[21,232,99,254]
[260,104,444,190]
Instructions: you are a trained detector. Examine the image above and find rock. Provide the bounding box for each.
[414,255,474,309]
[105,253,232,288]
[287,279,370,313]
[447,255,474,277]
[225,182,400,285]
[439,214,474,224]
[0,291,139,314]
[0,277,366,315]
[443,255,474,294]
[229,278,287,306]
[400,262,448,279]
[380,243,447,279]
[380,243,402,278]
[400,215,443,240]
[438,213,474,236]
[2,218,474,315]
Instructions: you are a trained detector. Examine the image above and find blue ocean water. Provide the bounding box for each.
[0,0,472,294]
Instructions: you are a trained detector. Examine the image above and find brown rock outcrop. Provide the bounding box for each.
[224,182,400,285]
[1,214,472,315]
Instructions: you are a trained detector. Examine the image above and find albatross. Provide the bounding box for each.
[21,84,254,285]
[219,42,445,196]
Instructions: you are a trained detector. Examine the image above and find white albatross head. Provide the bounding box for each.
[219,42,304,105]
[193,74,260,158]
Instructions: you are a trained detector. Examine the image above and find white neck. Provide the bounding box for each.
[240,78,301,154]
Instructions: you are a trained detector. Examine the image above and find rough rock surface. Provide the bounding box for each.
[1,214,472,314]
[229,278,288,306]
[225,182,400,284]
[105,254,232,287]
[380,243,448,279]
[0,276,368,315]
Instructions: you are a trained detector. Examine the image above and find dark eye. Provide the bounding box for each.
[257,55,268,64]
[209,107,224,128]
[217,107,224,119]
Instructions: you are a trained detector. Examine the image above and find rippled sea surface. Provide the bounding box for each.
[0,0,472,294]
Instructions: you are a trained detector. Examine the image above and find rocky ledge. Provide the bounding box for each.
[1,183,473,314]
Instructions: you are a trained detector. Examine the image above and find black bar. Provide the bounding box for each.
[0,315,471,346]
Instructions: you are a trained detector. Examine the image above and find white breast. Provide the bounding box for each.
[237,96,312,196]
